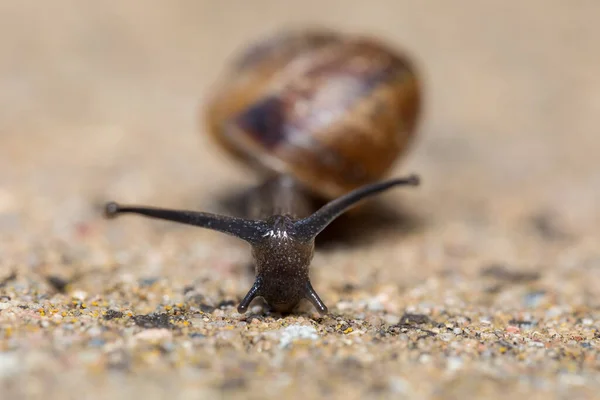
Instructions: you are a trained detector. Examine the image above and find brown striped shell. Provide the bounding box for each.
[204,29,421,199]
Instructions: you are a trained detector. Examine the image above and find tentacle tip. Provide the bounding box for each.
[104,202,121,219]
[237,304,248,314]
[407,174,420,186]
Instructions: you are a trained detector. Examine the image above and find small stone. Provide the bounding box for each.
[103,310,124,320]
[134,328,172,341]
[276,325,319,348]
[189,317,205,327]
[132,313,173,329]
[383,314,399,325]
[217,300,236,309]
[199,304,215,313]
[72,290,87,301]
[440,333,454,342]
[506,326,520,334]
[212,309,225,317]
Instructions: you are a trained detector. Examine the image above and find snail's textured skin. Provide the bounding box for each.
[205,29,421,199]
[250,215,316,313]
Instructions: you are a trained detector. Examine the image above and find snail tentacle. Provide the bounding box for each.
[104,202,270,244]
[293,175,420,240]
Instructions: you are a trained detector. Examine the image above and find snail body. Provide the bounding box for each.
[105,29,421,315]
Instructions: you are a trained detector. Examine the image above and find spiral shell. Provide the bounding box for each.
[205,29,420,199]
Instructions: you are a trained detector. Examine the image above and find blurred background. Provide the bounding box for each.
[0,1,598,236]
[0,1,599,398]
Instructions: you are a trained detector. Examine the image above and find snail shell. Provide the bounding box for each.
[205,29,421,199]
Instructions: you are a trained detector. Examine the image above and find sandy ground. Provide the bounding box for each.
[1,1,599,399]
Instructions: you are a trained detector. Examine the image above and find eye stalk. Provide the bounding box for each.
[294,175,419,240]
[103,201,270,244]
[104,175,420,314]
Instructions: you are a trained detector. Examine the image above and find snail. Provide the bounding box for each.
[104,29,421,315]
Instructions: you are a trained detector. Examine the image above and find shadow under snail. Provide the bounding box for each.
[104,29,422,315]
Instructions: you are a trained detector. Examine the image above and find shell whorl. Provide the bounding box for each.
[205,29,421,199]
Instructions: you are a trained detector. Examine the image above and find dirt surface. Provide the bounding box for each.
[1,1,599,399]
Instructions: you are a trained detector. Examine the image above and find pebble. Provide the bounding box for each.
[134,329,173,341]
[440,333,454,342]
[506,326,521,334]
[276,325,319,348]
[72,291,88,301]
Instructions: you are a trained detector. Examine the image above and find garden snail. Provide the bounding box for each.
[104,29,421,315]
